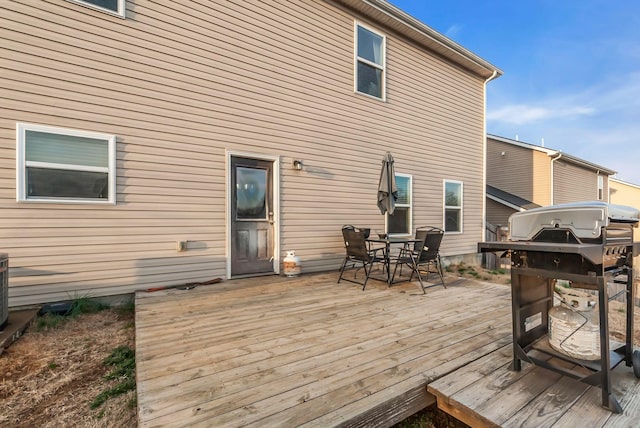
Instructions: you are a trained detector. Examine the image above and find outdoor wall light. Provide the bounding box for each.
[292,159,304,170]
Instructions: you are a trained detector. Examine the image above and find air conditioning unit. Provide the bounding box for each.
[0,254,8,329]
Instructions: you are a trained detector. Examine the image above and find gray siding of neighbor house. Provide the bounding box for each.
[486,199,516,226]
[0,0,489,306]
[487,138,554,207]
[553,159,606,204]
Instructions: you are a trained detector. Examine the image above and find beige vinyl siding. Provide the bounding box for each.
[553,159,600,204]
[1,0,487,305]
[486,198,516,226]
[610,179,640,209]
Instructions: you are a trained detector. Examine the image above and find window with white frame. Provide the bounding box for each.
[355,23,385,100]
[444,180,463,233]
[16,123,116,204]
[597,175,604,200]
[67,0,125,17]
[388,174,411,235]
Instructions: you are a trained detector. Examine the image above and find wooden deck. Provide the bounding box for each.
[135,272,512,427]
[428,340,640,427]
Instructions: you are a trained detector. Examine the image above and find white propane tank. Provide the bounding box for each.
[548,284,601,360]
[283,250,301,277]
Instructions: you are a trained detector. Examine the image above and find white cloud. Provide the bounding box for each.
[445,24,462,39]
[487,104,594,125]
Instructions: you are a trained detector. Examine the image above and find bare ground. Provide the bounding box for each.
[0,309,136,428]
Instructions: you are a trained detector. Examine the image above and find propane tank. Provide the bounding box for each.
[548,284,600,360]
[283,250,301,277]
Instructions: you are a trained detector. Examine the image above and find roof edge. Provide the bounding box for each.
[487,134,617,175]
[610,177,640,189]
[334,0,503,79]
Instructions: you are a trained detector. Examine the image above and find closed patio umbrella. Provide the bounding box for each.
[377,152,398,215]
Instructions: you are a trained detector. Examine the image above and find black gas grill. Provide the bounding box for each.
[479,202,640,413]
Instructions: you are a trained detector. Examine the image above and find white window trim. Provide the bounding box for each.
[16,122,117,205]
[443,179,463,234]
[65,0,126,18]
[354,21,386,101]
[386,173,412,236]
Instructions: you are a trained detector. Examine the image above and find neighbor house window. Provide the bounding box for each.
[388,174,412,235]
[66,0,126,17]
[597,175,604,200]
[355,23,385,100]
[16,123,116,204]
[444,180,463,233]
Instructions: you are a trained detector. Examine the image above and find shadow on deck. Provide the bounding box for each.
[134,272,512,427]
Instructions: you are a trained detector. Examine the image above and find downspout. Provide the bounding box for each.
[482,70,499,241]
[550,151,562,205]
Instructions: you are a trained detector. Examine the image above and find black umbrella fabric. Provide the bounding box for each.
[377,152,398,215]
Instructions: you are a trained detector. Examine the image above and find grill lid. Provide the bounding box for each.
[509,201,640,242]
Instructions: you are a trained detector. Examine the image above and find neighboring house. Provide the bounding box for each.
[609,178,640,210]
[486,135,615,226]
[0,0,501,306]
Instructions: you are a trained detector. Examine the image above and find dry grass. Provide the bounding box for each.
[0,308,136,428]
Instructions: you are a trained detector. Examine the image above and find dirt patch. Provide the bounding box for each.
[0,309,136,428]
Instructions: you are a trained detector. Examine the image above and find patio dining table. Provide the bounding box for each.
[366,236,422,285]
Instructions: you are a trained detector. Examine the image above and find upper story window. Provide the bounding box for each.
[444,180,463,233]
[597,175,604,200]
[387,174,412,235]
[355,23,385,100]
[16,123,116,204]
[67,0,126,18]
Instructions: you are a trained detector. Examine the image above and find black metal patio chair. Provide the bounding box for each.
[391,226,446,293]
[337,225,384,290]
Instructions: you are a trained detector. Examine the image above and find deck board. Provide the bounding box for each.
[428,340,640,428]
[135,273,512,427]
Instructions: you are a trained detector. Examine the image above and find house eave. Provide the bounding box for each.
[334,0,503,80]
[487,134,617,175]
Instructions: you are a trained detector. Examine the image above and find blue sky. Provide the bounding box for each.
[389,1,640,183]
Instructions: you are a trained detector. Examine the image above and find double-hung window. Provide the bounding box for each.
[67,0,126,17]
[597,175,604,200]
[355,23,385,100]
[444,180,463,233]
[16,123,116,204]
[387,174,412,235]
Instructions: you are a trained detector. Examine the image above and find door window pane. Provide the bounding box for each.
[236,167,267,219]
